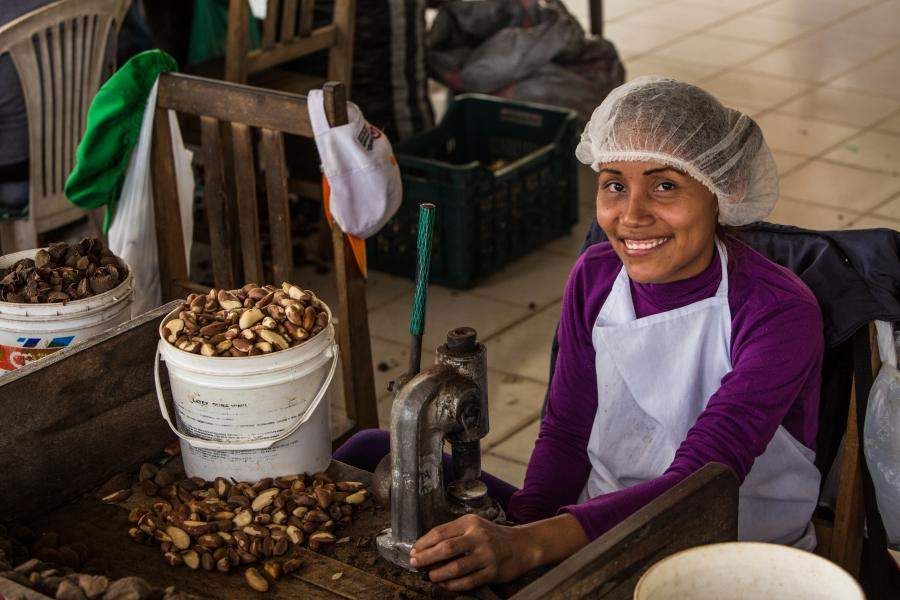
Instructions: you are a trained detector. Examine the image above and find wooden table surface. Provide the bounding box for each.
[26,460,520,600]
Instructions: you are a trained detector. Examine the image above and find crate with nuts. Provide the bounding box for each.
[162,283,330,358]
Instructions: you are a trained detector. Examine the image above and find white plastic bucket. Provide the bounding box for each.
[633,542,864,600]
[155,304,337,482]
[0,248,134,373]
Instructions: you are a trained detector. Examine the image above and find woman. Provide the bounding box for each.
[335,76,823,591]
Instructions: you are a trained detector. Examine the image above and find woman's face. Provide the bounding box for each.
[596,161,718,284]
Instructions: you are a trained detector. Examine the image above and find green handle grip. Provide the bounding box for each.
[410,203,436,337]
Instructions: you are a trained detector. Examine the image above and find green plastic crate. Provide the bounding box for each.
[367,94,580,289]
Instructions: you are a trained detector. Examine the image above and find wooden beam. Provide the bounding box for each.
[150,107,188,302]
[231,122,265,285]
[260,128,295,285]
[324,82,378,429]
[156,73,314,137]
[200,116,238,290]
[0,303,179,522]
[245,25,337,75]
[510,463,739,600]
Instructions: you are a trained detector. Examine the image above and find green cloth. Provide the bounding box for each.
[188,0,261,66]
[64,50,178,233]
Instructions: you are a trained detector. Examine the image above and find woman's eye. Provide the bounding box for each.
[604,181,626,193]
[655,181,676,191]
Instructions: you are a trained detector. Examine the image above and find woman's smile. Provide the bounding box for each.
[619,235,673,256]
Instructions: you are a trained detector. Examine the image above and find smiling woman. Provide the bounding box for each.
[335,77,826,592]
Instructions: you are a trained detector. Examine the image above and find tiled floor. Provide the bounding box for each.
[325,0,900,489]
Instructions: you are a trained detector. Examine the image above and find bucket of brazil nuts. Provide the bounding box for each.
[0,247,134,373]
[154,296,336,482]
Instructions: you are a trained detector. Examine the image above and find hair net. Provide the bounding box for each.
[575,76,778,226]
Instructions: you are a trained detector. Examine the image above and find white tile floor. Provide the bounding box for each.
[339,0,900,488]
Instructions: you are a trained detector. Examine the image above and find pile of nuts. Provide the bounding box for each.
[116,466,369,593]
[0,524,198,599]
[0,238,128,304]
[163,283,330,357]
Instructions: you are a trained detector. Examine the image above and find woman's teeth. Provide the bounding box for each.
[622,237,670,251]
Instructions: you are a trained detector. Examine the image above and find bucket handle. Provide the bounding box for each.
[154,344,338,451]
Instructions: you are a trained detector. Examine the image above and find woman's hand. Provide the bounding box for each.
[409,514,534,591]
[409,513,589,591]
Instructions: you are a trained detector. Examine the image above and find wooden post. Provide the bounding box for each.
[150,103,188,302]
[225,0,251,83]
[327,0,356,95]
[323,81,378,430]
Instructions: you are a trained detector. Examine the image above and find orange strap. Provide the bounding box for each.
[322,175,367,277]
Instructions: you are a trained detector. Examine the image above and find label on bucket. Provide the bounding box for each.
[0,336,75,373]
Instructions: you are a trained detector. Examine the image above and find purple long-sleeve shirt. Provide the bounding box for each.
[506,237,824,541]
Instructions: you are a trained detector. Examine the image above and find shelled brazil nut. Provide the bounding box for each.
[163,282,330,357]
[0,238,129,304]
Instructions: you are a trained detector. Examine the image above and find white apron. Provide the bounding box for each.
[582,240,820,549]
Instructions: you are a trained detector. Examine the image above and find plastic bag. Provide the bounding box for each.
[428,0,624,121]
[108,80,194,316]
[863,320,900,544]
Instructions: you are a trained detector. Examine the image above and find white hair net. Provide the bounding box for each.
[576,76,778,225]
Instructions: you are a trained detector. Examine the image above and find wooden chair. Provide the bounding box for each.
[190,0,355,96]
[150,72,379,435]
[0,0,130,253]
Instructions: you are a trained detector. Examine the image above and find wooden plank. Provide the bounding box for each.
[323,82,378,429]
[231,122,265,285]
[0,303,179,523]
[156,73,314,137]
[299,0,315,37]
[245,25,337,75]
[200,116,237,290]
[510,463,739,600]
[262,0,279,48]
[151,107,190,302]
[327,0,355,93]
[225,0,250,82]
[831,377,864,576]
[260,128,294,285]
[281,0,298,40]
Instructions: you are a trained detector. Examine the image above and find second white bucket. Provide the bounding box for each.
[155,305,337,482]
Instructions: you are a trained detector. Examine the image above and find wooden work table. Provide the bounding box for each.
[0,303,740,599]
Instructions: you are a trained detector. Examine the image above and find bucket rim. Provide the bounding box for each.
[0,247,134,316]
[157,299,335,368]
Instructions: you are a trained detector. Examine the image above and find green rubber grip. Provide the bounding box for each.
[410,203,436,336]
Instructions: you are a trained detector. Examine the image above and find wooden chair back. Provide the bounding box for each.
[0,0,130,252]
[225,0,354,91]
[150,72,378,432]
